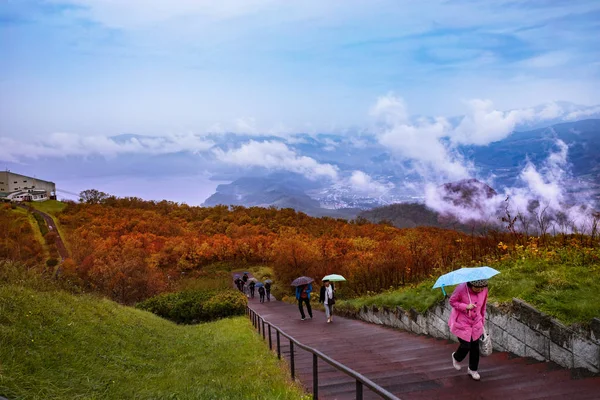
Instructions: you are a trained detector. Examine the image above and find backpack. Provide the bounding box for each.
[300,285,308,299]
[265,282,271,290]
[258,287,265,294]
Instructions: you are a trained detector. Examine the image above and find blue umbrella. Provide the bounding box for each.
[255,282,265,288]
[433,266,500,296]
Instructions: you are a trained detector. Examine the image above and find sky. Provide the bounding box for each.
[1,0,600,204]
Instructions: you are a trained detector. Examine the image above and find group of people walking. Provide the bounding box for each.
[239,270,489,381]
[294,279,335,323]
[234,272,271,303]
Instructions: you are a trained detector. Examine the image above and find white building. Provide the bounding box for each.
[0,171,56,202]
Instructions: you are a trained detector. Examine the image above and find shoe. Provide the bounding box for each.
[468,369,480,381]
[301,317,306,320]
[452,353,461,371]
[327,318,331,323]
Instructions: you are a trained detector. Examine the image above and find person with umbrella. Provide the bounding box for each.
[319,274,345,323]
[292,276,314,320]
[264,279,273,301]
[434,267,497,381]
[319,280,335,323]
[449,279,489,381]
[249,280,256,298]
[257,283,266,303]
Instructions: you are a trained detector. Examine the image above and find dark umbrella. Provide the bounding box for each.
[291,276,314,286]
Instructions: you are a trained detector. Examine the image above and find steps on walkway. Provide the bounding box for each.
[248,297,600,399]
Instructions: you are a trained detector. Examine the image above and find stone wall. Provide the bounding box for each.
[336,299,600,374]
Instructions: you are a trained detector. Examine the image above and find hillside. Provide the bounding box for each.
[0,270,304,400]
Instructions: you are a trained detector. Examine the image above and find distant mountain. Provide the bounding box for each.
[203,174,361,218]
[201,119,599,217]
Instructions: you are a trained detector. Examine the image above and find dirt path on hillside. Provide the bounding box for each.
[18,204,69,261]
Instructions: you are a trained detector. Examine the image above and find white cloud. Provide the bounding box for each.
[451,99,536,145]
[213,140,338,179]
[564,106,600,121]
[349,170,393,194]
[0,132,214,163]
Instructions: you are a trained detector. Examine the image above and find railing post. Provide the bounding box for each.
[313,353,318,400]
[262,320,266,340]
[258,318,261,335]
[277,330,281,359]
[356,380,363,400]
[290,340,295,380]
[268,325,272,350]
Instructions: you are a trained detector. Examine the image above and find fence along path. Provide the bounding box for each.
[246,295,600,400]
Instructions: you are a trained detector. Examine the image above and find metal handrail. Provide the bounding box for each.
[246,306,401,400]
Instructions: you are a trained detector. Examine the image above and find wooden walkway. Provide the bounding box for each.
[248,296,600,399]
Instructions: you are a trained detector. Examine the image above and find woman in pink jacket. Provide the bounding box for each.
[448,279,488,381]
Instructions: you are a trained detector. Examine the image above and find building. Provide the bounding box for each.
[0,171,56,202]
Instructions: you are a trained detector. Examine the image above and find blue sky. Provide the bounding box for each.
[1,1,600,204]
[2,0,600,138]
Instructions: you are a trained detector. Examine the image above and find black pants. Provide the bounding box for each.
[298,298,312,318]
[266,289,271,301]
[260,293,265,303]
[250,287,255,298]
[454,338,480,371]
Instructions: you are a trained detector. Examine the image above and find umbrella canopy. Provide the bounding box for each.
[233,274,240,279]
[255,282,265,288]
[247,277,258,283]
[432,266,500,295]
[322,274,346,282]
[264,279,273,283]
[291,276,314,286]
[243,271,249,274]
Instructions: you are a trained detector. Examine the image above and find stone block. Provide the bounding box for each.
[512,298,554,333]
[505,334,526,357]
[549,321,574,350]
[572,338,600,370]
[524,326,549,359]
[489,327,506,351]
[525,346,546,362]
[488,310,508,328]
[549,341,573,369]
[590,318,600,343]
[503,318,528,343]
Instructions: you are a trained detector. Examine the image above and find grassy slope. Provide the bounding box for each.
[337,258,600,326]
[25,200,71,254]
[0,285,306,400]
[11,207,50,259]
[25,200,67,215]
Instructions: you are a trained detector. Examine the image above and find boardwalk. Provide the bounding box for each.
[248,296,600,400]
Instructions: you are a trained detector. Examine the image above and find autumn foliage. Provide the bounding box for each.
[0,205,44,266]
[51,197,524,303]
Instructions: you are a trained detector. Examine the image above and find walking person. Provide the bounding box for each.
[449,279,489,381]
[265,281,272,301]
[241,273,248,295]
[249,281,256,299]
[319,280,335,323]
[296,283,313,320]
[258,285,266,303]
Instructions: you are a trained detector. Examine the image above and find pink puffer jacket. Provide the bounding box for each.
[448,283,488,342]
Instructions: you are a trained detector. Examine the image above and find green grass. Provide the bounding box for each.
[0,280,307,399]
[339,257,600,326]
[11,208,51,259]
[25,200,67,215]
[26,200,71,255]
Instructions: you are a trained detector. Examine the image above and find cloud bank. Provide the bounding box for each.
[213,140,339,180]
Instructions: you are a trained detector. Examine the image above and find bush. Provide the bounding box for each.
[32,212,49,236]
[204,290,248,319]
[136,289,247,324]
